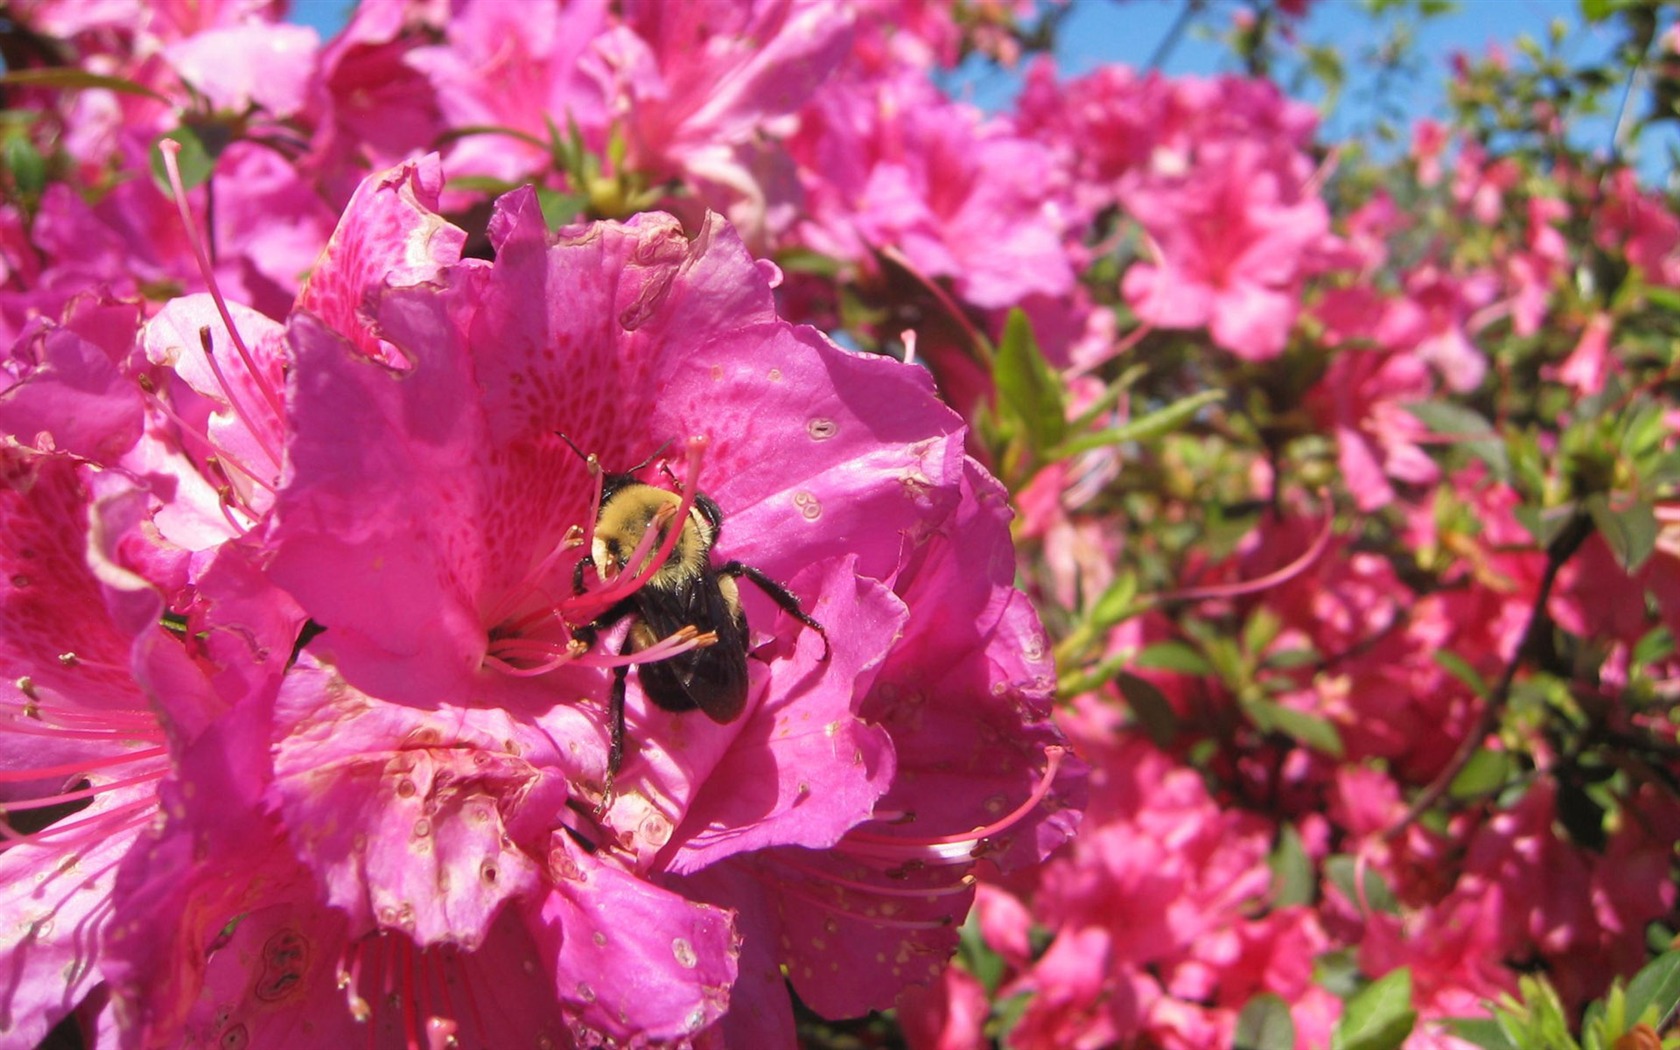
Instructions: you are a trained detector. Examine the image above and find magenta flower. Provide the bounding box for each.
[100,158,1082,1046]
[0,452,175,1046]
[789,69,1074,311]
[1119,137,1330,361]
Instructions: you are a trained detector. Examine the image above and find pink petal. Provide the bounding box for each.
[527,836,738,1045]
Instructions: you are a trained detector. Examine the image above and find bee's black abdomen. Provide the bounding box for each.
[632,570,750,723]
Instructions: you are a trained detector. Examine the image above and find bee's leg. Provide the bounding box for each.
[573,554,595,596]
[720,561,831,660]
[597,661,630,811]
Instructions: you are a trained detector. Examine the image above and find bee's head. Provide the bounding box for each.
[592,481,718,586]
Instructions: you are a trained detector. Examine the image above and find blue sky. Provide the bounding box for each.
[285,0,1673,175]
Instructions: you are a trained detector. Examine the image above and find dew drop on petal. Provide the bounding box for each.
[575,981,596,1003]
[792,491,821,521]
[592,931,607,947]
[395,779,417,799]
[671,937,697,969]
[412,818,431,838]
[807,417,837,441]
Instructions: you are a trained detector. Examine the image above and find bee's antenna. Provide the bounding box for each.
[625,439,675,477]
[555,432,590,463]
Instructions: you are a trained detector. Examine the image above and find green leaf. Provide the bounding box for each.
[0,67,170,102]
[1442,1017,1520,1050]
[1623,950,1680,1030]
[1405,401,1494,436]
[957,911,1005,998]
[1333,968,1417,1050]
[1633,626,1674,667]
[1646,285,1680,313]
[1050,389,1223,459]
[1514,503,1578,551]
[1090,573,1140,631]
[1448,748,1513,800]
[534,186,588,231]
[2,135,46,196]
[1115,671,1178,748]
[1234,993,1296,1050]
[1246,698,1345,757]
[1434,650,1489,696]
[1262,647,1320,670]
[1403,401,1509,478]
[1586,496,1658,574]
[1135,641,1212,675]
[992,308,1067,453]
[990,991,1033,1043]
[1316,950,1362,999]
[149,127,215,192]
[1326,855,1399,914]
[1268,824,1315,908]
[1243,607,1283,658]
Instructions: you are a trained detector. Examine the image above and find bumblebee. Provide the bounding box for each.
[565,440,829,793]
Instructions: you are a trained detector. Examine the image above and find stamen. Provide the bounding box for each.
[569,436,708,617]
[486,638,585,661]
[585,627,713,668]
[0,718,158,742]
[0,798,155,849]
[0,746,168,783]
[216,486,254,537]
[156,139,287,428]
[426,949,458,1049]
[401,936,420,1050]
[482,653,576,679]
[453,946,489,1046]
[0,768,166,812]
[0,702,158,730]
[334,932,480,1050]
[342,942,372,1023]
[484,525,585,629]
[140,388,277,496]
[841,747,1067,864]
[575,501,672,607]
[54,651,131,675]
[197,326,284,472]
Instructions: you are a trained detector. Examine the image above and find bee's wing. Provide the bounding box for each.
[634,573,750,723]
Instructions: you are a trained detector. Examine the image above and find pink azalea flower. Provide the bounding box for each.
[403,0,616,189]
[603,0,854,244]
[305,0,449,205]
[1374,266,1497,393]
[1596,168,1680,287]
[1006,722,1315,1048]
[1120,137,1330,361]
[790,69,1073,311]
[1305,342,1438,512]
[0,452,176,1046]
[99,158,1081,1046]
[898,963,989,1050]
[1543,311,1616,397]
